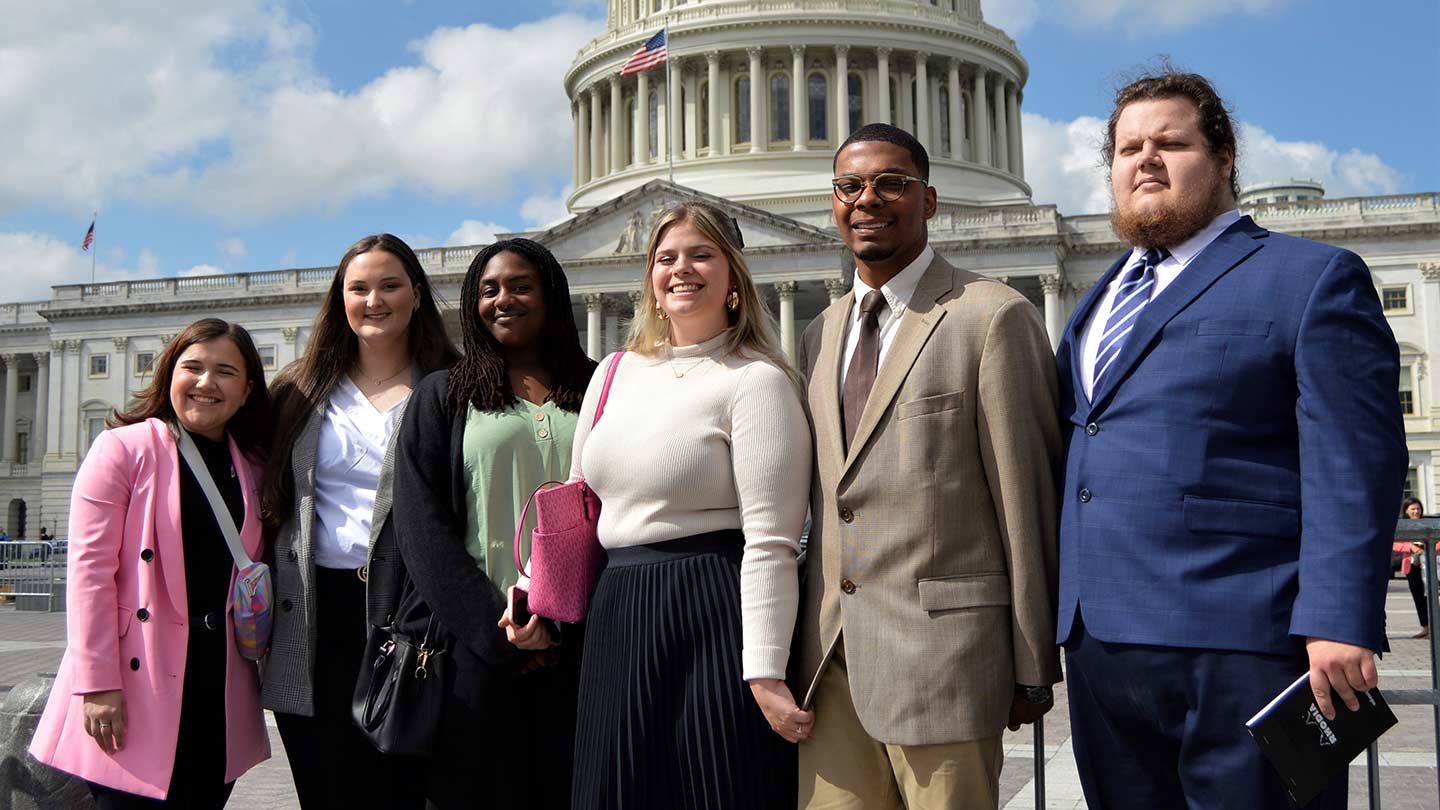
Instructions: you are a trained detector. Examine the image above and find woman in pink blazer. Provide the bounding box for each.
[29,318,273,809]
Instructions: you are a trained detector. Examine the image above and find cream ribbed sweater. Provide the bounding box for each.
[570,332,811,681]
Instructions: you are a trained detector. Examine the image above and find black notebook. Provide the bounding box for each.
[1246,672,1398,806]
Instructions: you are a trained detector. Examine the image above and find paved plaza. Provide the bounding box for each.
[2,581,1437,809]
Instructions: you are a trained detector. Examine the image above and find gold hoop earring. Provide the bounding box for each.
[656,305,669,321]
[726,289,739,311]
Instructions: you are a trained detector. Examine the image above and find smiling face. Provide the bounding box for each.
[478,250,547,352]
[342,249,419,345]
[651,220,732,345]
[1109,96,1235,249]
[1407,502,1424,519]
[831,139,936,284]
[168,337,253,441]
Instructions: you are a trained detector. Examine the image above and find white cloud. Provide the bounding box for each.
[984,0,1041,35]
[1,5,601,224]
[0,232,152,301]
[984,0,1287,34]
[446,220,510,246]
[179,263,227,277]
[136,249,161,277]
[217,238,247,258]
[1021,114,1408,215]
[520,186,575,229]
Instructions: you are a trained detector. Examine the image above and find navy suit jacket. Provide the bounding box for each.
[1055,216,1407,656]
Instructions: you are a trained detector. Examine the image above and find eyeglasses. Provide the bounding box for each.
[831,173,927,204]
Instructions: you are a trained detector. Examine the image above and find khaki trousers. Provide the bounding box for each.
[798,640,1003,810]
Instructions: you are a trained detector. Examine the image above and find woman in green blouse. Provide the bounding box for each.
[387,238,596,809]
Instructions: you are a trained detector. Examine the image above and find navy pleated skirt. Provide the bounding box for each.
[572,530,796,810]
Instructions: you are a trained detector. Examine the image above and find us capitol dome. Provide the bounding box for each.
[565,0,1031,222]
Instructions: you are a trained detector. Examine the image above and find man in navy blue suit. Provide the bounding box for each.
[1056,70,1408,809]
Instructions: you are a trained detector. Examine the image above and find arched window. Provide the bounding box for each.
[699,82,710,150]
[771,74,791,142]
[808,72,827,142]
[735,76,751,144]
[648,91,659,158]
[939,85,951,155]
[848,73,863,133]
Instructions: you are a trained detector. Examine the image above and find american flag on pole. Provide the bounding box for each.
[620,30,667,75]
[81,220,95,252]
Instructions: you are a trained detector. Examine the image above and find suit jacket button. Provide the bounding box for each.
[840,579,856,595]
[288,549,298,562]
[1079,488,1092,503]
[136,608,150,622]
[839,507,855,523]
[1085,422,1099,436]
[282,599,294,612]
[140,549,154,562]
[129,658,140,671]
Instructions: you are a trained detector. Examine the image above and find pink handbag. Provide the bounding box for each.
[513,352,624,623]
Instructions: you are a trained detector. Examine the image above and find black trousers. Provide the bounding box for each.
[275,566,427,810]
[1408,563,1429,627]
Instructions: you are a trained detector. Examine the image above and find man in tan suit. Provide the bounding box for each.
[793,123,1063,809]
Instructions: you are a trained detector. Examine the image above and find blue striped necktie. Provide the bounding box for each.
[1093,247,1169,391]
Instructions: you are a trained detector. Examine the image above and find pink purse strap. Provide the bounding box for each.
[512,351,624,577]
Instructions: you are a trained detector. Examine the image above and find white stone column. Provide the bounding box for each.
[637,71,651,163]
[876,47,892,125]
[683,67,700,159]
[972,69,990,168]
[604,300,622,354]
[897,66,913,132]
[111,337,129,402]
[1008,85,1025,179]
[585,294,604,360]
[790,46,807,150]
[43,343,63,462]
[992,77,1009,173]
[834,44,850,143]
[1040,274,1064,349]
[2,354,17,466]
[577,94,592,184]
[914,53,930,152]
[669,59,684,163]
[589,85,604,178]
[31,352,47,463]
[572,103,581,187]
[947,59,963,160]
[747,47,766,152]
[62,340,82,460]
[610,77,624,172]
[776,282,798,361]
[825,279,848,304]
[707,51,721,155]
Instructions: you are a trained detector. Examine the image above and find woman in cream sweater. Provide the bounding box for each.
[561,201,812,808]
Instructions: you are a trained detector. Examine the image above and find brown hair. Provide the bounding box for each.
[107,318,270,456]
[262,234,460,526]
[1102,65,1240,198]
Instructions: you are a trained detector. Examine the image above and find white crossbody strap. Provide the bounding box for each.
[175,427,253,569]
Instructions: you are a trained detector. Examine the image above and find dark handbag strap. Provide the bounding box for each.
[512,351,623,578]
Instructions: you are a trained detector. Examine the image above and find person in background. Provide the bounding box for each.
[30,319,272,809]
[1404,498,1430,638]
[389,237,596,809]
[260,234,459,809]
[563,201,811,809]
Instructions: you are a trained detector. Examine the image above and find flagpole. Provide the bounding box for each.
[89,210,97,284]
[664,22,673,184]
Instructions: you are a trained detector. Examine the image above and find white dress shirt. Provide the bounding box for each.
[1077,209,1242,400]
[313,376,406,569]
[839,244,935,389]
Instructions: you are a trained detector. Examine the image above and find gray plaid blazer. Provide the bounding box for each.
[792,254,1064,745]
[260,393,410,716]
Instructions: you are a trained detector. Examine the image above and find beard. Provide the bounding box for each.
[1110,171,1226,250]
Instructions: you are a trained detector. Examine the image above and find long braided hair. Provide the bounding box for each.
[446,238,596,416]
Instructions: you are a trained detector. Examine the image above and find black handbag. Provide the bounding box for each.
[351,615,446,757]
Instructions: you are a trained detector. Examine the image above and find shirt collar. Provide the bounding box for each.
[1127,208,1242,269]
[851,244,935,319]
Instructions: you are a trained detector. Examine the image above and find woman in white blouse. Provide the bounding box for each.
[259,234,459,809]
[563,202,813,808]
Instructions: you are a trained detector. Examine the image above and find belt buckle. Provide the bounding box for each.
[357,565,368,583]
[201,612,221,631]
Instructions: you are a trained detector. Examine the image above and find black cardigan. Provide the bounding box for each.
[371,370,517,677]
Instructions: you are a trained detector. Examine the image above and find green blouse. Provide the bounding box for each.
[461,399,579,592]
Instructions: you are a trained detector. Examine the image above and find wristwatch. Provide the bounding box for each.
[1016,684,1053,704]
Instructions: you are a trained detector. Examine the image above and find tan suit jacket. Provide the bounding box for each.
[793,253,1063,746]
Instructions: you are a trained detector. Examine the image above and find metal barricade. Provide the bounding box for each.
[0,541,62,611]
[1368,517,1440,809]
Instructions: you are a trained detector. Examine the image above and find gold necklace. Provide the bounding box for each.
[669,356,708,378]
[354,364,410,388]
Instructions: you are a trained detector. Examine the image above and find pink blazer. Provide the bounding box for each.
[29,418,270,799]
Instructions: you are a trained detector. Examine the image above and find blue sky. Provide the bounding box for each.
[1,0,1434,301]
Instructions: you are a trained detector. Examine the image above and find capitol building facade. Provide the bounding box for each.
[1,0,1437,538]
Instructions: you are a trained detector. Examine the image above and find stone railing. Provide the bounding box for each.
[1244,192,1440,224]
[934,204,1059,236]
[0,301,48,326]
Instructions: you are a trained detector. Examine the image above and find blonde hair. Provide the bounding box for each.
[626,201,802,389]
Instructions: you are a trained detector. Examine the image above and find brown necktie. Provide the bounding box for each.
[843,290,886,451]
